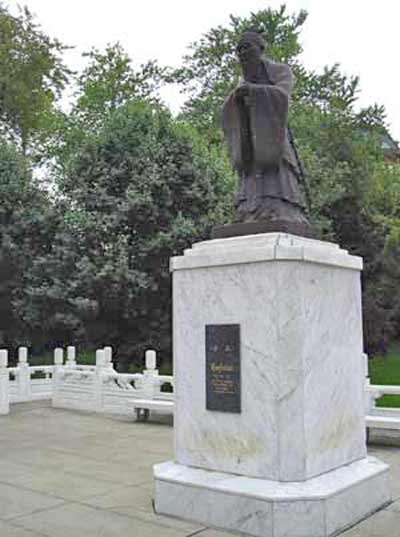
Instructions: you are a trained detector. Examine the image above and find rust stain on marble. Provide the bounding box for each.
[186,430,265,460]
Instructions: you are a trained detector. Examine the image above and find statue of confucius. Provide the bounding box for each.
[215,30,312,239]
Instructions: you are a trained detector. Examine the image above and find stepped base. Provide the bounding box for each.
[154,457,390,537]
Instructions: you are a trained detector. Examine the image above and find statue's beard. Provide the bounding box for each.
[239,54,260,66]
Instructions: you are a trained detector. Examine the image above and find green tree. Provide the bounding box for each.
[22,100,234,366]
[174,5,306,141]
[3,3,399,358]
[45,43,168,179]
[173,6,400,352]
[0,137,56,350]
[73,43,166,129]
[0,3,70,154]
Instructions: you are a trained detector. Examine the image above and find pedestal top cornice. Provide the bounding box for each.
[170,233,362,272]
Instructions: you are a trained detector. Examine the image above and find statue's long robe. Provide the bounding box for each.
[222,59,302,209]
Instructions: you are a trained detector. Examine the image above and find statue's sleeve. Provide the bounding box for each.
[221,91,244,171]
[221,63,293,170]
[248,84,289,167]
[270,63,294,96]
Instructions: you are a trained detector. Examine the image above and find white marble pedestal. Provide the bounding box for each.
[154,233,390,536]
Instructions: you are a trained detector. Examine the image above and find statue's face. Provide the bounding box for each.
[237,38,263,64]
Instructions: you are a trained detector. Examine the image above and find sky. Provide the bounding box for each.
[7,0,400,141]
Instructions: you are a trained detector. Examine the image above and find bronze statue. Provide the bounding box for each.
[215,30,312,238]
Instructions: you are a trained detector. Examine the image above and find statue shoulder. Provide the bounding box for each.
[264,59,294,94]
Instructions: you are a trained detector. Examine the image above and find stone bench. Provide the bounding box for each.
[366,415,400,430]
[366,413,400,443]
[132,399,174,422]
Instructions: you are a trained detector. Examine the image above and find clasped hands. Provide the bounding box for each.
[236,84,256,106]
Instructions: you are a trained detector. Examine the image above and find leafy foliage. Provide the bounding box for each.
[1,3,400,361]
[20,101,234,365]
[0,138,55,349]
[173,6,306,141]
[0,3,70,153]
[72,43,166,130]
[43,43,169,180]
[173,7,400,352]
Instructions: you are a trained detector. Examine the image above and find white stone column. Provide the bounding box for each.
[103,346,114,370]
[94,349,106,412]
[54,348,64,366]
[17,347,31,402]
[364,352,374,413]
[95,348,105,369]
[66,346,76,367]
[143,349,159,399]
[145,349,157,371]
[154,232,390,537]
[51,349,65,408]
[52,348,64,404]
[0,350,10,415]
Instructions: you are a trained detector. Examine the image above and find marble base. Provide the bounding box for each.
[157,233,391,535]
[171,233,366,481]
[154,457,391,537]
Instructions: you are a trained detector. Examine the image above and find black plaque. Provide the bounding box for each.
[206,324,241,413]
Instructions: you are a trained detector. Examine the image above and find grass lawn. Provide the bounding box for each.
[369,344,400,408]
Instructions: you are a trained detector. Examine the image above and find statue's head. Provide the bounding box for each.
[236,30,265,64]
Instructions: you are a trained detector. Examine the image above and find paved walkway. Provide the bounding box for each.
[0,401,399,537]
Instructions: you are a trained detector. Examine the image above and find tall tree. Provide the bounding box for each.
[0,3,70,154]
[174,5,306,141]
[173,6,400,352]
[21,100,234,366]
[0,137,56,350]
[73,43,165,129]
[46,43,167,179]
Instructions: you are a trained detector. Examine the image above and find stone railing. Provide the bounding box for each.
[2,348,400,429]
[0,346,174,418]
[0,347,57,411]
[53,347,174,417]
[364,353,400,432]
[366,382,400,415]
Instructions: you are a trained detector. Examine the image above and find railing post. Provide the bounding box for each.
[96,348,106,369]
[362,353,384,415]
[95,349,106,412]
[17,347,31,402]
[52,348,64,402]
[363,353,375,414]
[54,348,64,367]
[103,346,114,370]
[145,349,157,371]
[143,349,159,400]
[66,346,76,367]
[363,353,369,380]
[0,350,10,415]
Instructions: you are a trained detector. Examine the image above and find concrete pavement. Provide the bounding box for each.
[0,401,399,537]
